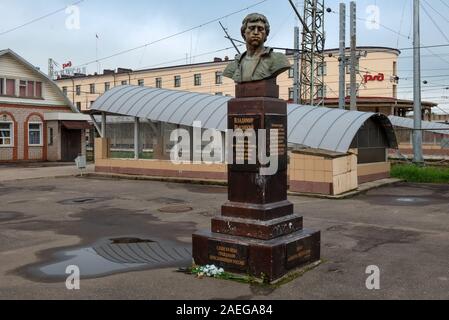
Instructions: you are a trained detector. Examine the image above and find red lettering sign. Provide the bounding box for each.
[63,61,72,69]
[364,73,384,83]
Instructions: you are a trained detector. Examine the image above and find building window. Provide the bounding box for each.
[76,102,81,111]
[0,78,4,95]
[317,62,327,76]
[194,74,202,86]
[174,75,181,88]
[28,123,43,146]
[62,87,68,96]
[288,88,294,100]
[90,84,95,94]
[27,81,35,97]
[138,79,145,87]
[121,80,128,85]
[288,68,294,78]
[215,92,223,96]
[76,85,81,96]
[36,82,42,98]
[317,85,327,98]
[215,72,223,85]
[156,78,162,88]
[6,79,15,96]
[0,122,13,146]
[48,127,54,146]
[105,82,110,92]
[90,101,95,109]
[19,80,27,97]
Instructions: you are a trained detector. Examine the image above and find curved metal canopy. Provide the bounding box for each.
[91,85,398,153]
[389,115,449,135]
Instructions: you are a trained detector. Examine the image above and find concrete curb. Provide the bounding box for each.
[83,173,404,199]
[288,178,405,200]
[82,172,228,187]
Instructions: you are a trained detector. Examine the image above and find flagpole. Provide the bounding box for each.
[96,34,99,74]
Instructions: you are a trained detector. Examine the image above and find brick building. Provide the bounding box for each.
[0,49,90,162]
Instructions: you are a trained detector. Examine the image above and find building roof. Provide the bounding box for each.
[55,46,401,81]
[91,85,398,153]
[322,97,438,108]
[0,49,78,112]
[389,116,449,135]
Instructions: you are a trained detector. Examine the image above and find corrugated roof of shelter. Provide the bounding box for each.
[389,116,449,135]
[91,85,398,153]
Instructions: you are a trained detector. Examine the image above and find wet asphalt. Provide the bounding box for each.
[0,177,448,300]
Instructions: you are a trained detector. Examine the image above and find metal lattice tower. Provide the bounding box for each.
[300,0,325,106]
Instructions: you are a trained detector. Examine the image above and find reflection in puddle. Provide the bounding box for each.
[31,238,192,280]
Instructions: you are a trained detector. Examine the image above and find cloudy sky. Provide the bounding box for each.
[0,0,448,112]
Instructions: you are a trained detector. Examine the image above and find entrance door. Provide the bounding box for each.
[61,128,82,162]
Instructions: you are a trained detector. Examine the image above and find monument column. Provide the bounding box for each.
[192,13,320,282]
[192,79,321,282]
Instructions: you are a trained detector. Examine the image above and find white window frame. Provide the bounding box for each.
[0,121,14,148]
[28,122,43,147]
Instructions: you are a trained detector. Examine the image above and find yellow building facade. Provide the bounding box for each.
[56,47,401,112]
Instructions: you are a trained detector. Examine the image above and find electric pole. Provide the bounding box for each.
[350,1,357,111]
[413,0,424,164]
[293,10,301,104]
[339,3,346,110]
[293,1,301,104]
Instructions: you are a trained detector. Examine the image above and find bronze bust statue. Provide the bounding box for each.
[223,13,291,83]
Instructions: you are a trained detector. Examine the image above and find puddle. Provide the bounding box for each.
[26,237,192,281]
[0,211,26,222]
[359,194,447,207]
[148,197,186,205]
[183,185,228,194]
[158,205,193,213]
[58,197,110,205]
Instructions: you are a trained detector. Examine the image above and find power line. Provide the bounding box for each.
[421,2,449,43]
[422,0,449,25]
[0,0,85,36]
[71,0,270,69]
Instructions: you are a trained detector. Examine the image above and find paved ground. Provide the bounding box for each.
[0,174,448,300]
[0,163,94,182]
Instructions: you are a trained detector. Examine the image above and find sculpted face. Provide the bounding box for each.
[244,21,267,49]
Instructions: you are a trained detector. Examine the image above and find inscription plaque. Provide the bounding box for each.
[229,115,261,171]
[208,241,248,271]
[286,240,312,270]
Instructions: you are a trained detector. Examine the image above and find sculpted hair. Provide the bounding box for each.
[241,13,270,41]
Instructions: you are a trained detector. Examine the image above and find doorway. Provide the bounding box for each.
[61,128,82,162]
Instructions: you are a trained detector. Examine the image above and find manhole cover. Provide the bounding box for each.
[158,205,193,213]
[58,197,109,205]
[110,237,155,244]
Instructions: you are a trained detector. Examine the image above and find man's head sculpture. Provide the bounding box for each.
[223,13,291,84]
[241,13,270,43]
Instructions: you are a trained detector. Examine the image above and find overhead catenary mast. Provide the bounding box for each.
[290,0,325,106]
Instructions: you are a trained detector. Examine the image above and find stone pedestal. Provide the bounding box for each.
[192,79,321,282]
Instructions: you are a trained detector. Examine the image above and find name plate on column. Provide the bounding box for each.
[229,115,261,172]
[265,115,288,171]
[286,239,313,270]
[208,240,248,271]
